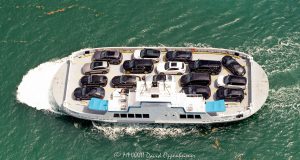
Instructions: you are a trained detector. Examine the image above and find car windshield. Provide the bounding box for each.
[128,61,135,67]
[176,51,190,58]
[164,63,170,70]
[104,51,117,57]
[233,64,244,73]
[141,49,159,58]
[228,89,243,96]
[194,60,200,67]
[140,50,145,58]
[91,76,100,82]
[85,87,96,95]
[120,76,129,82]
[92,62,104,69]
[227,76,246,85]
[226,58,236,65]
[224,76,230,84]
[153,74,166,82]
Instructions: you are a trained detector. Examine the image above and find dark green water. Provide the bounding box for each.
[1,0,300,159]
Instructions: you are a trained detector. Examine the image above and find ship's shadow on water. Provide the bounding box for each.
[52,113,256,140]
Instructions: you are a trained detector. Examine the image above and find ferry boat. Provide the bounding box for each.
[51,47,269,124]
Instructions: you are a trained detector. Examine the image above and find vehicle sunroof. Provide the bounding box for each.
[171,63,177,67]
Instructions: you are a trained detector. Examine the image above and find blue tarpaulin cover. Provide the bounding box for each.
[205,100,226,112]
[88,98,108,111]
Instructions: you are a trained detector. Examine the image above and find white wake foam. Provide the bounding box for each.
[16,49,84,113]
[92,122,209,140]
[16,58,68,113]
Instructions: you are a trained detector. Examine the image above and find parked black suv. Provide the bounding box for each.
[180,72,211,86]
[80,75,108,87]
[188,60,222,75]
[222,56,246,76]
[73,86,105,100]
[182,85,211,99]
[92,50,123,64]
[165,51,192,62]
[111,75,141,88]
[123,59,154,74]
[216,87,244,102]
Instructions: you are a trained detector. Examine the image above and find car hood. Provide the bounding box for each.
[123,61,132,70]
[92,52,102,61]
[165,51,173,59]
[81,63,91,74]
[111,76,121,84]
[156,63,166,72]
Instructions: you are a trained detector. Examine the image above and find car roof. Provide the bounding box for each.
[227,75,247,84]
[133,59,153,66]
[226,88,244,95]
[190,72,210,81]
[93,61,107,66]
[141,49,160,57]
[169,62,180,68]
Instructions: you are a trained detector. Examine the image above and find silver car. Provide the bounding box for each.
[82,61,109,74]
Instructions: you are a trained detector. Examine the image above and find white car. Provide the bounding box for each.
[133,49,160,62]
[156,62,186,75]
[216,75,247,89]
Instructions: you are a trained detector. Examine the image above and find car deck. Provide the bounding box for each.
[55,48,250,117]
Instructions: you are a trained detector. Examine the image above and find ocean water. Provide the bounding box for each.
[1,0,300,159]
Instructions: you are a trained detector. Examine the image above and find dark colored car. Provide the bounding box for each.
[182,85,211,99]
[92,50,123,64]
[111,75,141,88]
[216,87,244,102]
[123,59,154,74]
[80,75,108,87]
[188,60,222,75]
[73,86,105,100]
[152,73,170,82]
[134,49,161,62]
[165,51,192,62]
[180,72,211,86]
[222,56,246,76]
[217,75,247,89]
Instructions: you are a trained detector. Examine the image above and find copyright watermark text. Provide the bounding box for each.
[113,152,196,159]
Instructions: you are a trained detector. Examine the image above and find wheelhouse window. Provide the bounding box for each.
[187,115,194,119]
[135,114,142,118]
[180,114,186,118]
[120,114,127,118]
[142,114,149,118]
